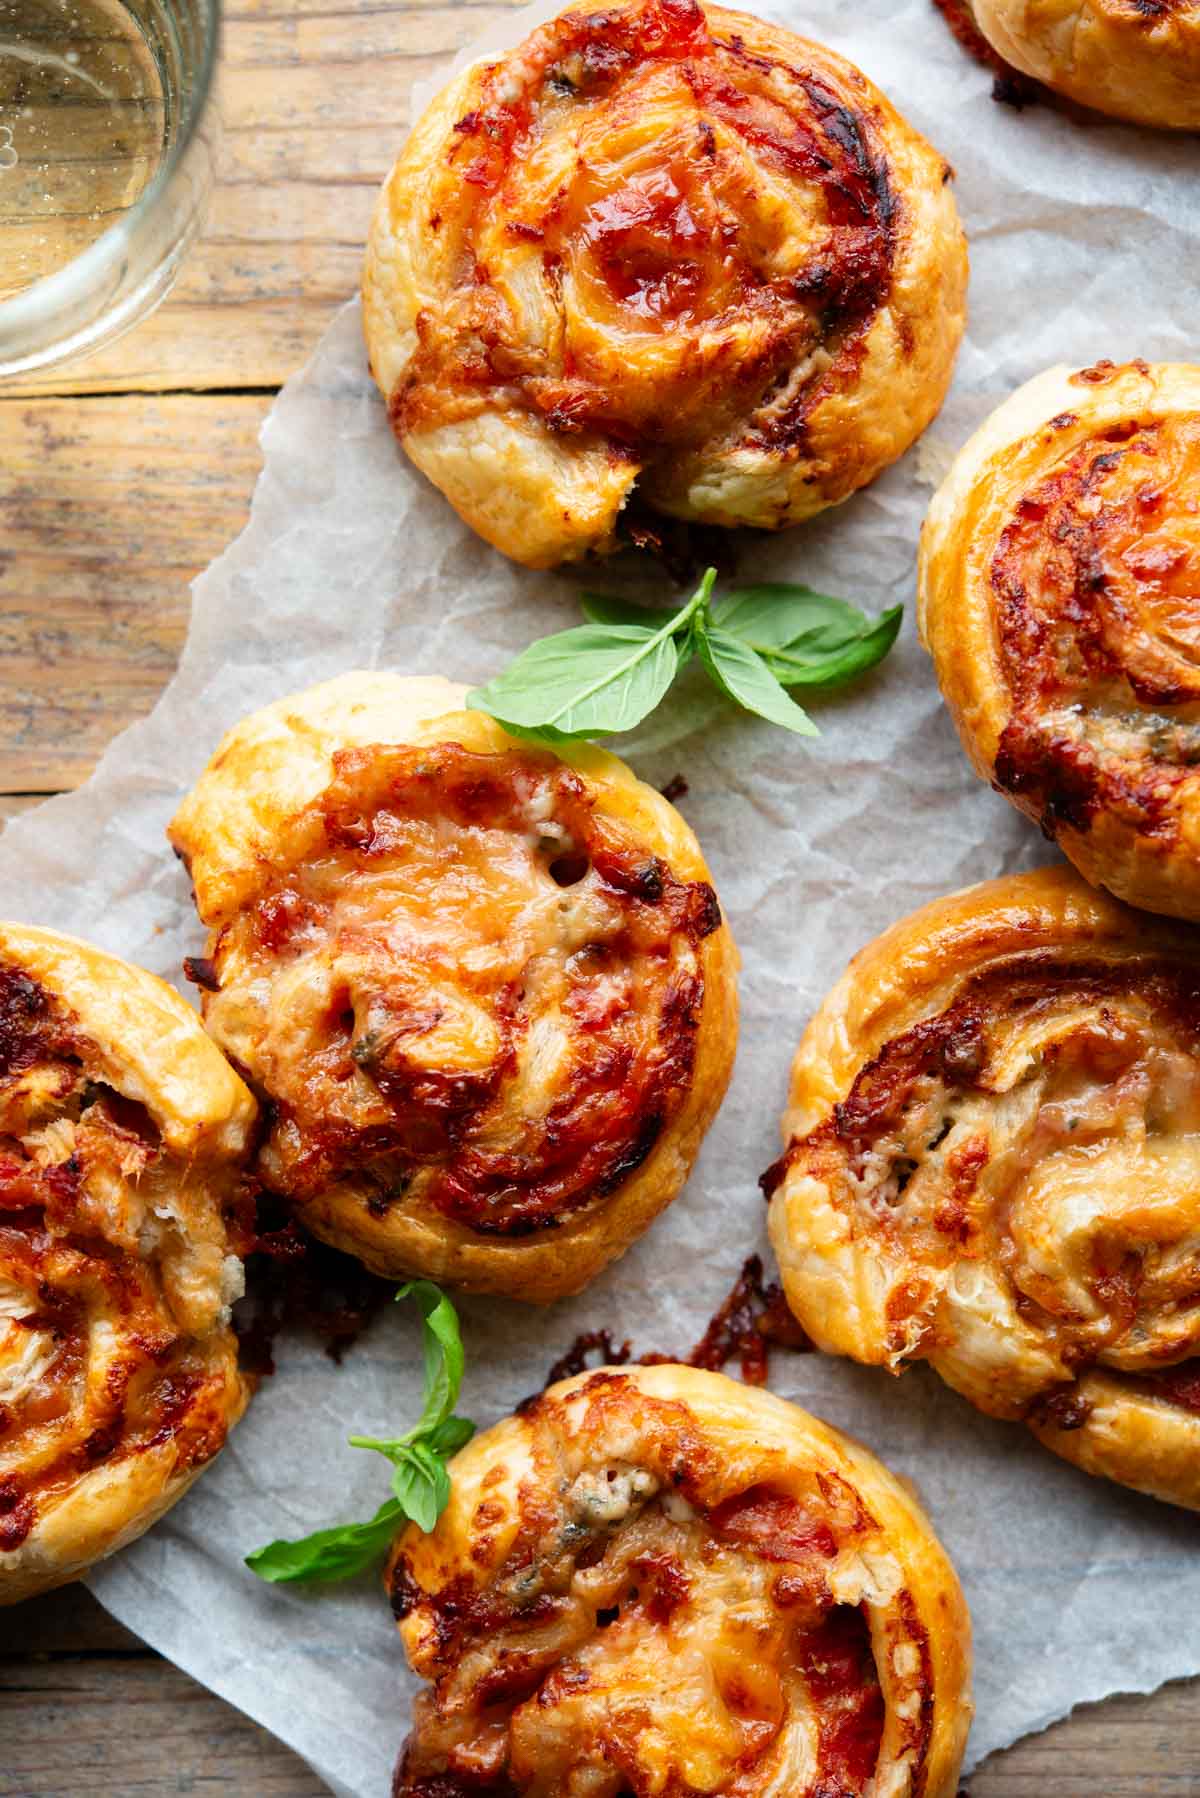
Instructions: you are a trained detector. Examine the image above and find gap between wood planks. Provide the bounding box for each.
[2,1582,1199,1796]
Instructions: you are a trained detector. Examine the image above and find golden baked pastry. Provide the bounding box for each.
[387,1363,972,1796]
[363,0,969,568]
[169,674,738,1302]
[968,0,1200,128]
[0,925,255,1605]
[920,360,1200,924]
[766,865,1200,1511]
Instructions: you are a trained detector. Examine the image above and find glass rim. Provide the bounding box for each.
[0,0,221,344]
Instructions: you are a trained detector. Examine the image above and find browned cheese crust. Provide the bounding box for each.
[387,1363,972,1797]
[0,925,256,1604]
[920,361,1200,924]
[969,0,1200,127]
[363,0,969,567]
[168,675,738,1302]
[766,866,1200,1511]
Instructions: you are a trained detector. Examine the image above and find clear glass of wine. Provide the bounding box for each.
[0,0,218,377]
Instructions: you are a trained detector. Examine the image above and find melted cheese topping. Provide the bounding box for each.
[395,0,898,460]
[989,412,1200,842]
[0,963,245,1556]
[774,953,1200,1422]
[397,1460,888,1795]
[364,0,967,561]
[201,743,719,1241]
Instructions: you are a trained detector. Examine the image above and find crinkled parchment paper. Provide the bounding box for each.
[2,2,1198,1790]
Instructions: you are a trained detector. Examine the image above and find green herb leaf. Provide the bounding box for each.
[468,623,679,737]
[579,591,662,629]
[468,568,897,743]
[759,608,902,690]
[467,570,713,739]
[713,585,903,689]
[425,1415,477,1457]
[712,583,868,652]
[389,1451,445,1534]
[245,1283,475,1586]
[695,625,819,736]
[245,1498,406,1585]
[398,1279,466,1436]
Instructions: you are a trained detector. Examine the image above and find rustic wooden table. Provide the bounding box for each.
[0,1,1198,1790]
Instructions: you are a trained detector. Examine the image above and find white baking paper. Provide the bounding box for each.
[2,1,1198,1789]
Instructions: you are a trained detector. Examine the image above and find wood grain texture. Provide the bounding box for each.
[1,0,1199,1785]
[0,1632,327,1798]
[2,1585,1199,1796]
[0,391,271,790]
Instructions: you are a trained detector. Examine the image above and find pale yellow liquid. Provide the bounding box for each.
[0,0,165,300]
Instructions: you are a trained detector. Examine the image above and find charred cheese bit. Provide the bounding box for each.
[169,673,738,1303]
[386,1364,972,1798]
[0,927,255,1606]
[363,0,968,568]
[767,866,1200,1512]
[920,360,1200,924]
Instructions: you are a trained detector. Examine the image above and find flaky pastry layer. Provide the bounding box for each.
[169,674,738,1301]
[970,0,1200,128]
[766,866,1200,1510]
[0,925,255,1604]
[364,0,968,567]
[920,360,1200,923]
[387,1363,971,1797]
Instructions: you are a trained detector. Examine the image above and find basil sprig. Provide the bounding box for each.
[245,1282,474,1585]
[467,568,901,742]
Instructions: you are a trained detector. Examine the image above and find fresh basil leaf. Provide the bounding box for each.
[425,1415,476,1457]
[467,569,714,740]
[696,626,819,736]
[246,1498,405,1584]
[580,591,663,629]
[415,1443,453,1517]
[390,1452,443,1534]
[467,623,683,738]
[398,1279,466,1435]
[467,623,679,737]
[712,584,869,655]
[714,585,902,686]
[248,1283,475,1585]
[759,606,903,689]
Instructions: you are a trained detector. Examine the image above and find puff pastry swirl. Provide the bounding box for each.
[766,866,1200,1511]
[387,1363,972,1797]
[363,0,969,567]
[968,0,1200,128]
[0,925,255,1605]
[920,360,1200,923]
[169,674,738,1303]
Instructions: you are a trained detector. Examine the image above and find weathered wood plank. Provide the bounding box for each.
[0,1651,328,1797]
[972,1683,1200,1795]
[3,0,1200,1785]
[0,391,271,791]
[0,1585,139,1656]
[2,1578,1199,1798]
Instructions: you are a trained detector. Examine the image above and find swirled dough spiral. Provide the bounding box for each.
[387,1363,971,1797]
[766,866,1200,1510]
[363,0,968,568]
[968,0,1200,128]
[169,674,738,1303]
[0,925,256,1604]
[920,361,1200,923]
